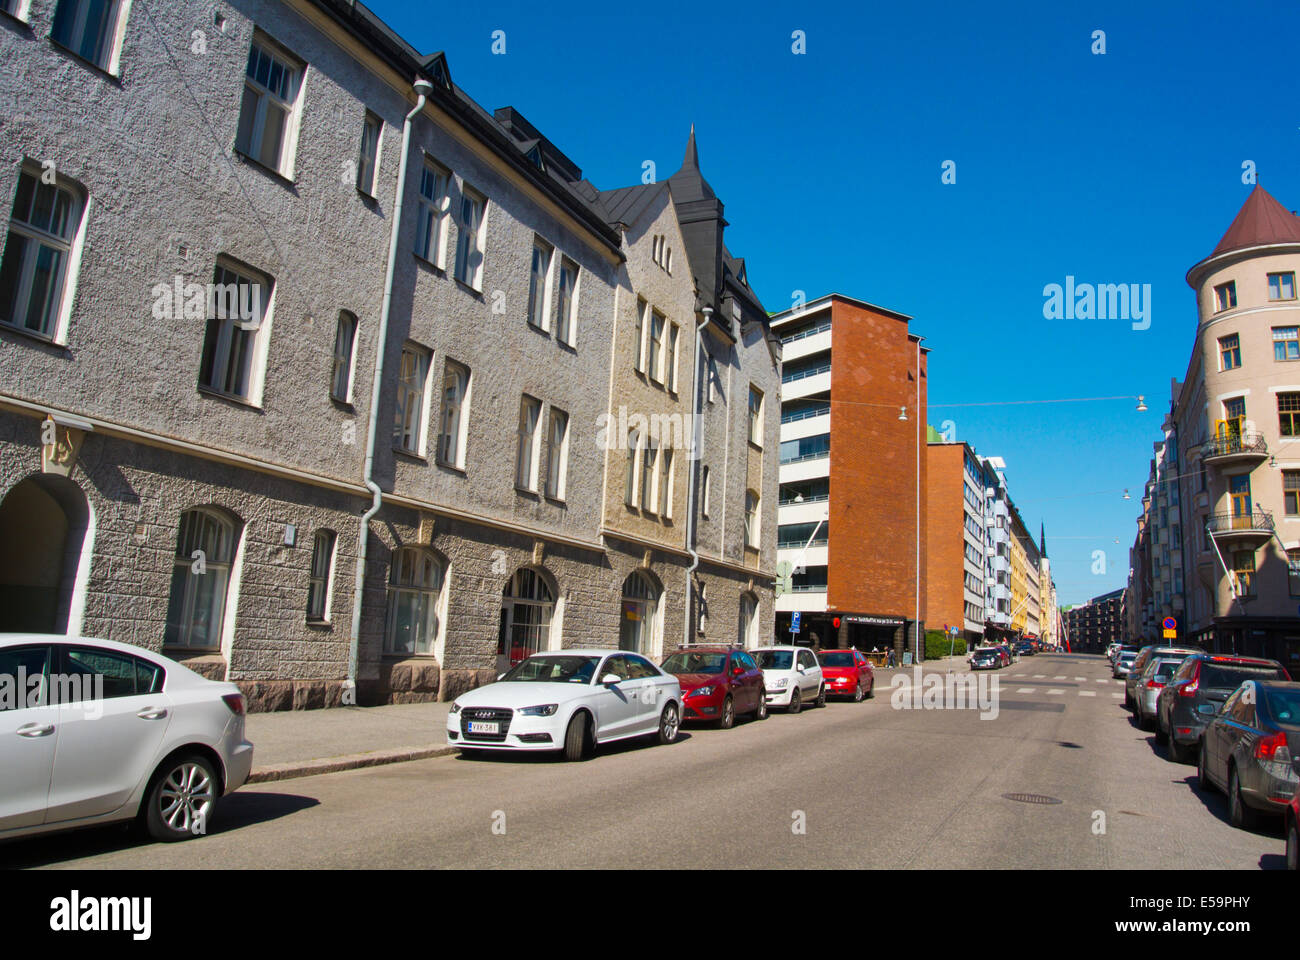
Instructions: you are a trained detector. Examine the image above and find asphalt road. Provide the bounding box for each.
[3,653,1290,869]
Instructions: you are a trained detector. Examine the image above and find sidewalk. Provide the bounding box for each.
[240,654,980,784]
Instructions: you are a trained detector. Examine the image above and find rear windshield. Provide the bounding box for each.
[1200,663,1286,688]
[755,650,794,670]
[819,652,855,667]
[661,652,727,675]
[1152,660,1180,682]
[1263,688,1300,724]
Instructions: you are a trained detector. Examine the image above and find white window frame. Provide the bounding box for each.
[648,308,665,383]
[701,465,711,518]
[330,310,358,403]
[516,394,542,491]
[749,386,764,446]
[544,407,569,500]
[634,297,647,372]
[438,359,470,468]
[527,237,552,330]
[641,437,658,513]
[356,110,382,197]
[666,322,680,392]
[236,36,304,177]
[625,429,640,506]
[384,547,446,656]
[413,158,450,266]
[0,165,86,342]
[660,447,674,519]
[199,259,273,404]
[50,0,127,73]
[744,490,760,548]
[393,343,431,456]
[555,256,578,345]
[306,529,336,622]
[454,183,487,290]
[165,508,237,650]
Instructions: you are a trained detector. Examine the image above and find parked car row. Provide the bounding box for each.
[447,643,878,762]
[969,643,1014,670]
[1114,643,1298,870]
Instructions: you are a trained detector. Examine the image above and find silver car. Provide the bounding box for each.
[1135,657,1184,730]
[1113,651,1138,678]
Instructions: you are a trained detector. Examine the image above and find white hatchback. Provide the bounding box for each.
[0,634,254,843]
[753,645,825,713]
[447,649,684,761]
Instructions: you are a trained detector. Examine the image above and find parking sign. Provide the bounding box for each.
[791,611,802,634]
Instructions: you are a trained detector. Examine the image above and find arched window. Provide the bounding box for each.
[165,508,237,649]
[385,547,445,655]
[620,571,660,655]
[498,568,555,666]
[744,490,760,548]
[739,592,759,649]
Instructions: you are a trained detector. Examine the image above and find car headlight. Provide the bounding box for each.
[449,702,461,715]
[774,678,788,688]
[688,686,715,697]
[519,704,559,717]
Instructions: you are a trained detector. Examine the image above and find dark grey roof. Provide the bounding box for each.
[596,183,666,229]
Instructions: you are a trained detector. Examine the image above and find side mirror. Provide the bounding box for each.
[601,674,621,685]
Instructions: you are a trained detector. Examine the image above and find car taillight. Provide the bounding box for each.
[1256,730,1289,760]
[222,693,246,715]
[1147,680,1163,689]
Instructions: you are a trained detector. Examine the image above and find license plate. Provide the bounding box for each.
[467,721,500,734]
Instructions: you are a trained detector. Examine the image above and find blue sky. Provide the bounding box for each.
[369,0,1300,608]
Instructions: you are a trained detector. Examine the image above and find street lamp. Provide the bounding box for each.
[1136,396,1147,412]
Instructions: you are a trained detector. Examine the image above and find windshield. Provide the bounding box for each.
[661,652,728,675]
[819,652,855,667]
[1200,663,1286,689]
[974,649,997,657]
[1264,688,1300,724]
[501,655,600,683]
[755,650,794,670]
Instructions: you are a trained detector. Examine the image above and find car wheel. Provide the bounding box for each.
[563,711,591,762]
[657,702,680,745]
[865,677,875,699]
[1287,816,1298,871]
[754,694,768,721]
[1229,766,1257,830]
[852,681,864,703]
[788,688,802,714]
[143,754,218,842]
[815,684,827,709]
[1155,715,1168,745]
[1197,742,1213,793]
[1168,737,1191,764]
[718,695,735,729]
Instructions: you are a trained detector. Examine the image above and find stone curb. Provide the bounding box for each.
[246,745,458,784]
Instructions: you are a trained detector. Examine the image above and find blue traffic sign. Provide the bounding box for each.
[791,612,802,633]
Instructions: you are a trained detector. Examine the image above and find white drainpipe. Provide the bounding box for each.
[682,306,711,648]
[347,78,434,701]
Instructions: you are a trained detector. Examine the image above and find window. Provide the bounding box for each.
[51,0,122,70]
[199,261,270,401]
[706,354,719,403]
[660,448,674,519]
[1219,333,1241,370]
[413,160,449,264]
[1221,396,1246,440]
[1286,472,1300,517]
[739,593,759,649]
[544,407,568,499]
[1231,550,1255,596]
[648,309,665,382]
[330,311,357,402]
[666,323,679,392]
[498,568,554,665]
[307,530,335,621]
[1268,272,1295,301]
[438,360,469,468]
[555,257,577,345]
[393,344,430,454]
[1274,327,1300,361]
[356,111,381,196]
[748,386,764,446]
[516,395,542,491]
[619,572,659,655]
[165,509,236,649]
[634,298,647,372]
[0,646,49,710]
[527,238,552,329]
[1214,281,1237,312]
[453,185,486,289]
[1229,474,1252,519]
[641,438,658,512]
[625,429,639,506]
[0,168,83,339]
[1279,393,1300,437]
[701,465,711,517]
[1288,549,1300,595]
[384,548,444,655]
[744,490,760,548]
[236,38,302,175]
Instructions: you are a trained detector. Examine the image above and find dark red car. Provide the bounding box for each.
[817,648,875,701]
[660,646,766,728]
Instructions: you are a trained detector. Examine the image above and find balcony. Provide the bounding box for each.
[780,411,830,443]
[781,363,831,400]
[1200,432,1268,468]
[1205,510,1275,543]
[780,324,832,363]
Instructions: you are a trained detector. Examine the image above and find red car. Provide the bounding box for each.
[817,648,875,701]
[660,646,766,728]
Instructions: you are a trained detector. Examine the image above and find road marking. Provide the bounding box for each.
[1074,677,1086,682]
[1111,693,1124,699]
[1033,674,1045,678]
[1078,690,1097,697]
[1096,678,1109,683]
[1054,675,1066,680]
[1047,688,1065,695]
[1017,687,1035,693]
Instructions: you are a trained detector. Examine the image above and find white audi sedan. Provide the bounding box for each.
[447,649,683,761]
[753,645,826,713]
[0,634,254,844]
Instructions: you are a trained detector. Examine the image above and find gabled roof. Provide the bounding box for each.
[1210,185,1300,257]
[596,182,667,229]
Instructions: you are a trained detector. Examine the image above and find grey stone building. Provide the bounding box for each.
[0,0,778,709]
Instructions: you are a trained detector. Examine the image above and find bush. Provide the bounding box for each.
[924,630,966,659]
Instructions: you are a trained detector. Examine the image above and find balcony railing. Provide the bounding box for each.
[782,362,831,384]
[781,405,830,424]
[779,537,828,549]
[779,493,829,506]
[780,450,830,466]
[1205,510,1275,535]
[1200,432,1268,461]
[779,321,831,345]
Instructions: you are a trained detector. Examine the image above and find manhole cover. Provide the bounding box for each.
[1002,792,1063,805]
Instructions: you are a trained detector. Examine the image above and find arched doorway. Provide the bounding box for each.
[496,567,556,673]
[620,570,662,656]
[0,474,92,634]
